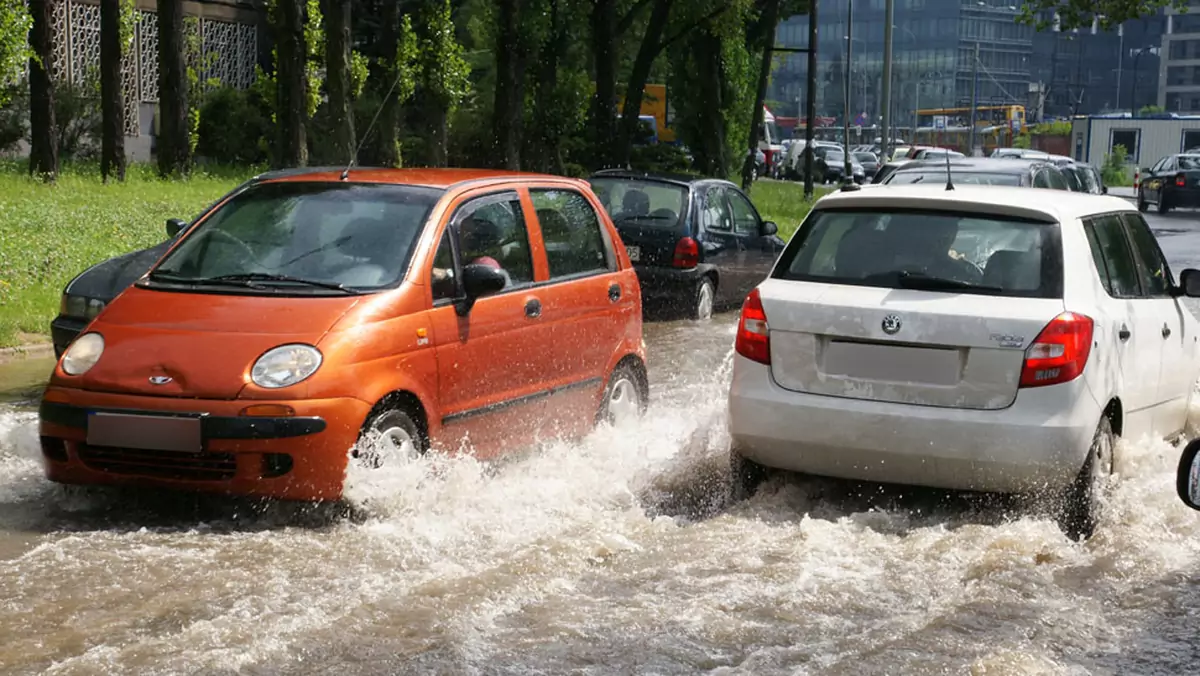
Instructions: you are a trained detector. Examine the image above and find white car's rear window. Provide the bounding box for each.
[773,208,1063,298]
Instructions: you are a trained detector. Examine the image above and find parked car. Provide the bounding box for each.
[802,146,865,184]
[1136,153,1200,214]
[871,159,913,184]
[910,148,965,161]
[853,151,880,179]
[588,169,785,320]
[49,167,339,358]
[1178,438,1200,511]
[727,184,1200,541]
[1060,162,1107,195]
[991,148,1051,161]
[39,168,649,500]
[783,139,843,179]
[881,157,1073,190]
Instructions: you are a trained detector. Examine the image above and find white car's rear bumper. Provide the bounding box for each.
[727,354,1103,493]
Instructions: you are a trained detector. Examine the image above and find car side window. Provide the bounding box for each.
[1032,169,1051,189]
[433,193,534,296]
[725,187,760,236]
[1121,212,1174,296]
[430,230,459,302]
[699,186,733,232]
[529,188,615,278]
[1085,214,1142,298]
[1043,168,1069,190]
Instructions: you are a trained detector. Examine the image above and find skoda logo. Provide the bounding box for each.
[881,314,902,335]
[148,375,173,385]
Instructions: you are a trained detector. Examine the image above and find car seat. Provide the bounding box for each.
[329,217,395,286]
[983,249,1041,292]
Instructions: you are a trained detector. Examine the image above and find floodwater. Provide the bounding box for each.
[2,211,1200,675]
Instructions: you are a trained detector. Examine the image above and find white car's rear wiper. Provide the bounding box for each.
[892,270,1002,293]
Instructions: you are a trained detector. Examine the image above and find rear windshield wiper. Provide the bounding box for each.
[891,270,1003,293]
[201,273,356,293]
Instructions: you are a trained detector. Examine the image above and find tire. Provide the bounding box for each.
[729,448,769,502]
[689,277,715,321]
[1157,194,1170,214]
[1137,189,1148,212]
[598,360,648,426]
[351,407,425,469]
[1057,416,1115,542]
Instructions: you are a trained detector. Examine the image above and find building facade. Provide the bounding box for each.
[46,0,264,160]
[771,1,1166,131]
[1158,4,1200,112]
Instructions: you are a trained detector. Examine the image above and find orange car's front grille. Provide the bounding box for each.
[77,444,238,481]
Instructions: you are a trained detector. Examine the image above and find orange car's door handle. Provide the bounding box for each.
[525,298,542,318]
[608,283,621,302]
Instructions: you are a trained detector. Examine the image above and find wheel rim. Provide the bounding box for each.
[696,282,714,320]
[358,422,417,468]
[607,377,641,426]
[1091,432,1114,493]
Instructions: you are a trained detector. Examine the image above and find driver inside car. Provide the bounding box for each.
[431,215,513,289]
[888,216,983,285]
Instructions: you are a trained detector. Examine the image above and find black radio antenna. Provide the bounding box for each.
[944,145,954,191]
[341,63,406,181]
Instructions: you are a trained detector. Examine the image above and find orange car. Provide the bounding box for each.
[38,168,648,500]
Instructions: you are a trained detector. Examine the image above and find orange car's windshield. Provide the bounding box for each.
[148,181,443,293]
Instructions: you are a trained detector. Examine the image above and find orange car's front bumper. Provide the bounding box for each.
[38,386,372,501]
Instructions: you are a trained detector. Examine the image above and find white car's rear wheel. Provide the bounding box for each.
[1058,416,1114,541]
[729,448,769,502]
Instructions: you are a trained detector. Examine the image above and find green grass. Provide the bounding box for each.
[0,161,258,347]
[0,165,828,348]
[747,178,831,239]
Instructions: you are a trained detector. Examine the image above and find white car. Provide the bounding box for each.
[727,184,1200,540]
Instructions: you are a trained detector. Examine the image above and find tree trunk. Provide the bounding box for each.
[429,102,448,167]
[324,0,355,164]
[100,0,126,183]
[492,0,525,170]
[377,0,402,167]
[589,0,617,167]
[742,0,781,191]
[28,0,58,182]
[530,0,566,173]
[614,0,672,167]
[276,0,308,168]
[693,30,726,177]
[156,0,190,178]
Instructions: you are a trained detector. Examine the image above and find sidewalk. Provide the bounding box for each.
[1107,186,1136,201]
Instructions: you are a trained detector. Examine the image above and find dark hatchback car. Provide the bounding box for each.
[49,167,334,357]
[1137,153,1200,214]
[881,157,1073,189]
[587,169,786,320]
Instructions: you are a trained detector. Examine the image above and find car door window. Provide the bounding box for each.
[725,187,761,236]
[529,188,615,278]
[1122,213,1175,295]
[437,193,534,294]
[1084,214,1142,298]
[1151,158,1167,173]
[430,230,459,302]
[699,186,733,232]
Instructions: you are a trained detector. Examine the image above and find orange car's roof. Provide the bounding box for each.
[260,167,581,190]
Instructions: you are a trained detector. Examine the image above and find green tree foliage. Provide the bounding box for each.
[0,1,33,106]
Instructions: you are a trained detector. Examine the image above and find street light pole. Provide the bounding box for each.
[843,0,853,179]
[881,0,893,160]
[803,0,818,199]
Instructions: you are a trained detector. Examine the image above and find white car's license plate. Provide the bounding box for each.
[87,412,203,452]
[626,246,641,262]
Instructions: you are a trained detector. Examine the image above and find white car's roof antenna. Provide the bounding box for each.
[944,148,955,191]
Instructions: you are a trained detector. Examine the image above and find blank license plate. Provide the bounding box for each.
[626,246,641,262]
[87,412,203,453]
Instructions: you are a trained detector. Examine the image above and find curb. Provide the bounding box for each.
[0,342,54,365]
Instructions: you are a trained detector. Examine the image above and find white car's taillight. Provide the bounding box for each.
[735,288,770,365]
[1019,312,1094,388]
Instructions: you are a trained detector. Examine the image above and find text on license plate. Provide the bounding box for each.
[86,412,203,452]
[626,246,640,262]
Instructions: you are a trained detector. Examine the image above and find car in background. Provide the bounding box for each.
[727,184,1200,541]
[802,146,865,184]
[991,148,1051,161]
[40,167,649,501]
[910,147,965,160]
[782,139,844,179]
[588,169,785,320]
[870,159,913,185]
[853,151,881,179]
[881,157,1072,190]
[1137,153,1200,214]
[1060,162,1107,195]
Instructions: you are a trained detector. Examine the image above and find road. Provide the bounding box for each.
[1,210,1199,675]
